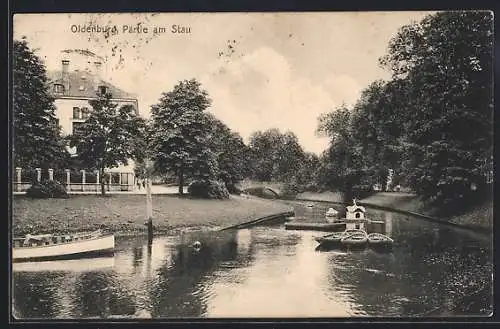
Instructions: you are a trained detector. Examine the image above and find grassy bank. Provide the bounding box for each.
[296,191,493,230]
[12,194,293,237]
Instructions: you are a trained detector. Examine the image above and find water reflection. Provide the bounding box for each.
[384,212,393,237]
[12,203,492,318]
[13,272,65,318]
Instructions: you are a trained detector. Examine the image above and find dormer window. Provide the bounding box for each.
[53,84,64,94]
[98,85,108,95]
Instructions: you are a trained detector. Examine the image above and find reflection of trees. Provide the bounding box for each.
[12,272,64,319]
[71,271,136,318]
[323,212,492,316]
[133,246,144,267]
[149,229,259,318]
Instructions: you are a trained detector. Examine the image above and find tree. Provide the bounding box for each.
[274,132,306,182]
[380,11,493,212]
[205,114,251,192]
[317,105,367,216]
[68,93,146,195]
[13,38,68,169]
[248,129,306,183]
[349,79,408,190]
[248,129,281,182]
[149,79,216,194]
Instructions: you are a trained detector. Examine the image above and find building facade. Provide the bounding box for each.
[46,56,139,188]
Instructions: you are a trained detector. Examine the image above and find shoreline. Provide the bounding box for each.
[11,194,294,237]
[294,191,492,233]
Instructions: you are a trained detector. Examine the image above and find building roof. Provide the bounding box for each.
[346,205,366,213]
[47,70,137,100]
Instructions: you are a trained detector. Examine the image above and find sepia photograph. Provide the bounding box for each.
[10,11,493,319]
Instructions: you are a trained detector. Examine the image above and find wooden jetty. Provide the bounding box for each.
[284,221,346,232]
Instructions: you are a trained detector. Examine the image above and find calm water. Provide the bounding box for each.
[12,202,493,318]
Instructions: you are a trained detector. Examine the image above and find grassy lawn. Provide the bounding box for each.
[12,194,293,236]
[448,200,493,229]
[296,191,344,203]
[359,192,425,211]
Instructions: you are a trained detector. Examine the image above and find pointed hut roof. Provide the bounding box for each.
[346,199,366,213]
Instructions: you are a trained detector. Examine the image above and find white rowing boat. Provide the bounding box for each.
[340,230,368,246]
[367,232,394,246]
[12,230,115,262]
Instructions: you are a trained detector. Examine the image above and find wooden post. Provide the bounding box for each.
[65,169,70,191]
[81,170,86,192]
[95,170,100,192]
[108,172,112,191]
[146,177,153,246]
[15,167,21,192]
[35,168,42,182]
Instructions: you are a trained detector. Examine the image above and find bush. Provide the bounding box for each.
[188,180,230,199]
[352,184,376,199]
[226,183,242,195]
[281,181,301,200]
[26,180,69,199]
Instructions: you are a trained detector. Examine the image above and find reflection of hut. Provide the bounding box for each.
[384,212,393,236]
[345,200,367,230]
[325,208,338,217]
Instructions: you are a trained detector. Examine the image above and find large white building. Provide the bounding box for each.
[46,54,139,187]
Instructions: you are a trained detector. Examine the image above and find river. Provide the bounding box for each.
[12,201,492,319]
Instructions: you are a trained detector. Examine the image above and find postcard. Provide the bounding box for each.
[11,11,494,319]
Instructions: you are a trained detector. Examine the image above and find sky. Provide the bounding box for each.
[13,12,433,154]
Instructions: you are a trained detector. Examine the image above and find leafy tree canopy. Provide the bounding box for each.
[13,38,69,169]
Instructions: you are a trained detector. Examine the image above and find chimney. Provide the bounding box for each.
[93,61,102,86]
[61,59,70,92]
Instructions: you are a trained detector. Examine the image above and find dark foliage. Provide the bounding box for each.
[188,180,230,199]
[26,180,69,199]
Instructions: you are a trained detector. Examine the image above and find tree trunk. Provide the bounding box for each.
[100,166,106,196]
[178,165,184,195]
[340,186,354,218]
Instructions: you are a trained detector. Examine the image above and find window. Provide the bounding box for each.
[53,84,64,94]
[73,107,90,120]
[81,107,90,119]
[98,85,108,95]
[73,107,82,119]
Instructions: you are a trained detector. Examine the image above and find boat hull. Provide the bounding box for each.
[12,235,115,263]
[315,232,344,246]
[367,233,394,247]
[13,256,115,272]
[341,232,368,247]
